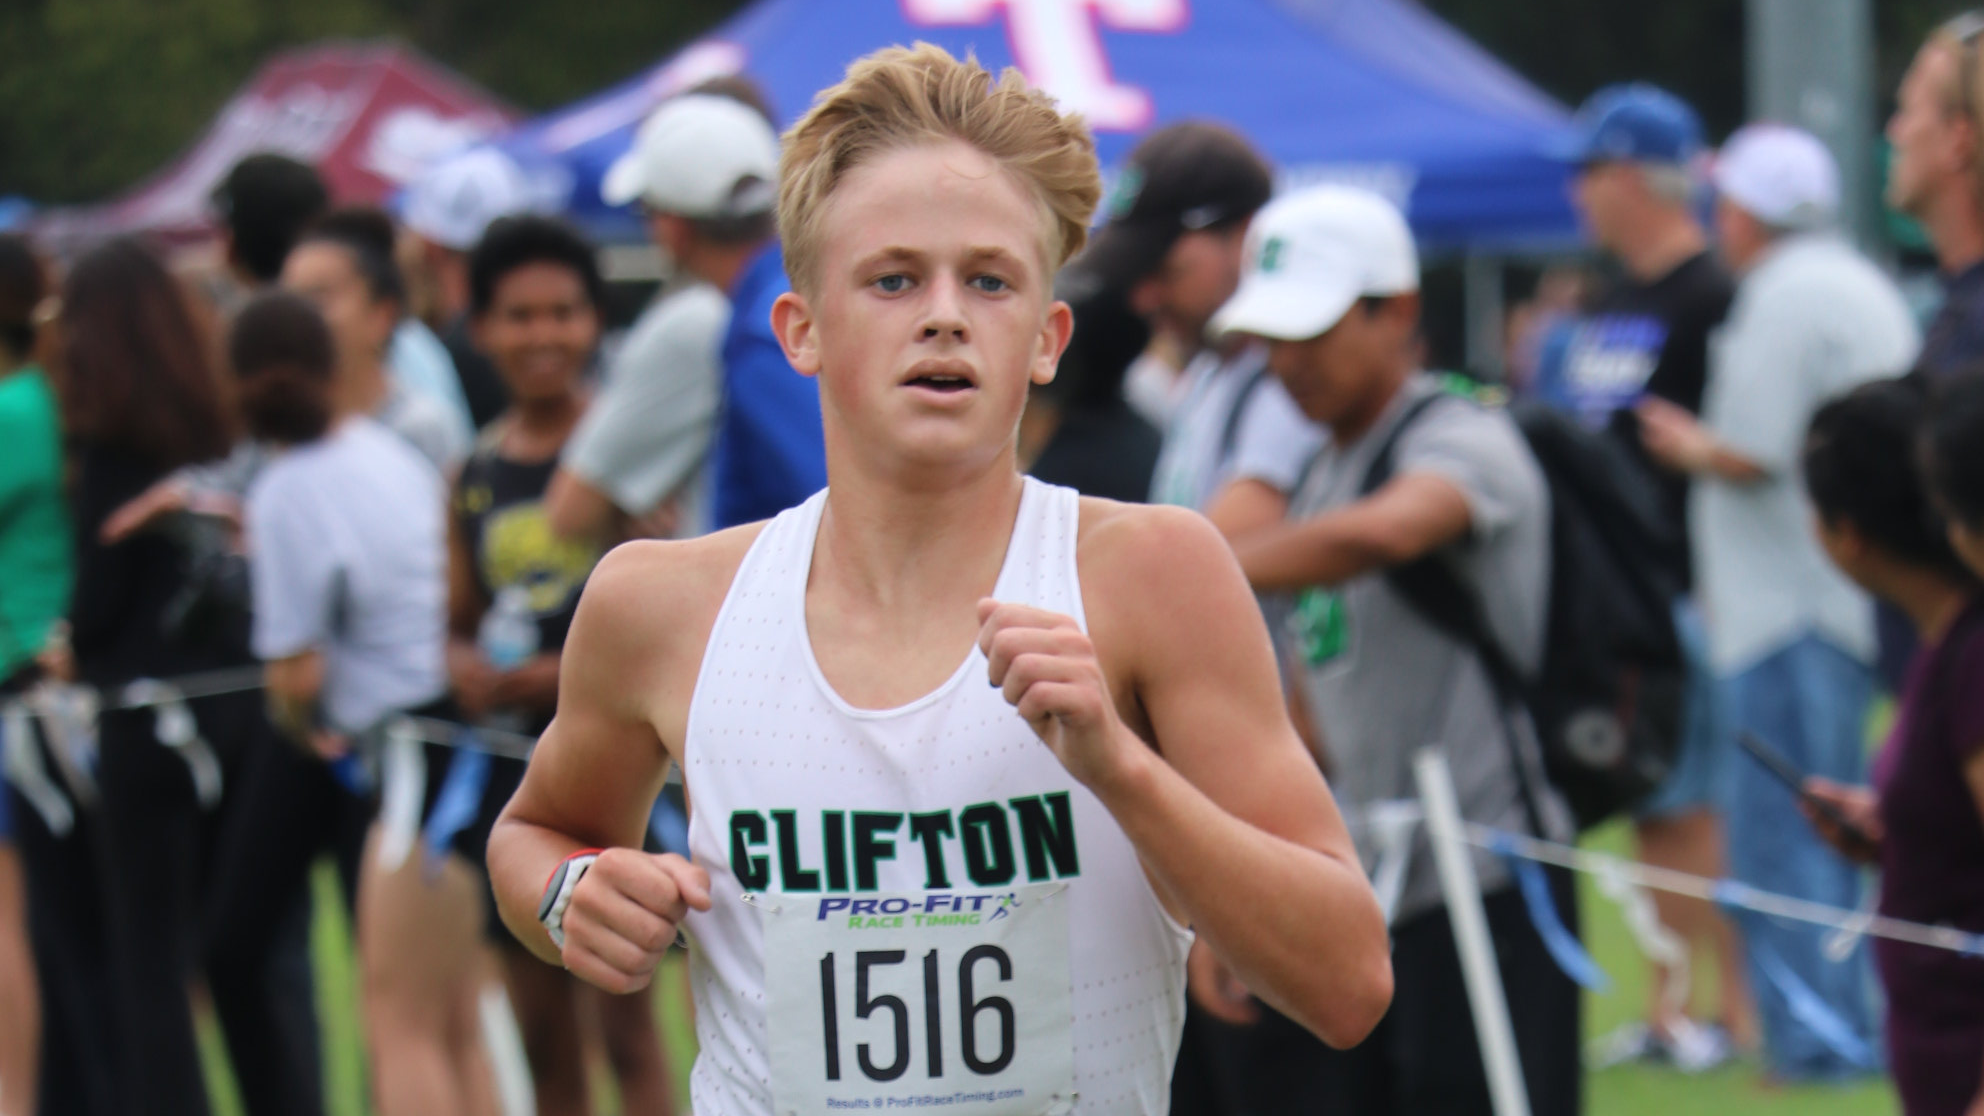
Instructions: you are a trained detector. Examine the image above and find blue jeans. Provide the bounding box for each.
[1638,599,1730,819]
[1721,633,1878,1080]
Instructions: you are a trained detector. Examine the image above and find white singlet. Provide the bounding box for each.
[682,478,1192,1116]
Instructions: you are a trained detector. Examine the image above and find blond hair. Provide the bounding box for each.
[777,43,1101,294]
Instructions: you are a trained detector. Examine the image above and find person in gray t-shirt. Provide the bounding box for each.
[546,282,726,542]
[1219,184,1579,1116]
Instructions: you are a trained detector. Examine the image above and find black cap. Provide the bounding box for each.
[1072,122,1273,292]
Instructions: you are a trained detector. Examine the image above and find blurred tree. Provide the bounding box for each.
[0,0,1967,206]
[1424,0,1963,138]
[0,0,739,204]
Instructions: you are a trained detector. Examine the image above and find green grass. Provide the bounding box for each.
[195,837,1899,1115]
[1578,821,1895,1116]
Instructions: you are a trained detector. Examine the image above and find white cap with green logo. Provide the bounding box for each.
[1209,184,1419,342]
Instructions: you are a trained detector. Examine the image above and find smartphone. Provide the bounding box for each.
[1737,731,1878,855]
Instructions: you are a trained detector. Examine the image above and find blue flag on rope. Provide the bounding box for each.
[422,740,491,877]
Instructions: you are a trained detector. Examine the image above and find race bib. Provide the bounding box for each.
[762,883,1074,1115]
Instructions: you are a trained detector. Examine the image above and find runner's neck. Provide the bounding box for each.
[812,463,1027,616]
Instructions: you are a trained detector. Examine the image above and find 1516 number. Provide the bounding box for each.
[818,946,1015,1082]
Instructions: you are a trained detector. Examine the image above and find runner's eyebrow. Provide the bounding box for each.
[855,246,928,272]
[853,246,1026,272]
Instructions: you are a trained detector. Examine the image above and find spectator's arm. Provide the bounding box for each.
[544,467,625,545]
[263,650,325,742]
[244,478,338,735]
[446,495,500,722]
[1636,397,1766,483]
[1232,472,1471,592]
[1204,478,1288,542]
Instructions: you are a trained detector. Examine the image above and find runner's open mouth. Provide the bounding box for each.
[905,374,975,392]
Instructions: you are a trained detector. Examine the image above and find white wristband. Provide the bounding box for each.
[538,851,600,950]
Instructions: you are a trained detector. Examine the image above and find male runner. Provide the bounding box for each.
[489,45,1390,1115]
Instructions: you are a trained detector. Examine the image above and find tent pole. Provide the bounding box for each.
[1746,0,1875,251]
[1416,747,1533,1116]
[1463,253,1505,383]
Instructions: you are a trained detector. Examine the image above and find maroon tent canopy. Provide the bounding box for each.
[36,40,516,252]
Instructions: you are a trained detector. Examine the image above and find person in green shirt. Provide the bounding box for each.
[0,235,68,684]
[0,229,64,1116]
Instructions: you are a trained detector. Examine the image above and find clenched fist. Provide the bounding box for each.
[559,849,712,995]
[978,598,1144,792]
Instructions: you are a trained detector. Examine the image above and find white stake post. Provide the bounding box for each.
[1414,747,1532,1116]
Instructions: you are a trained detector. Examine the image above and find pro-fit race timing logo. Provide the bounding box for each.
[815,891,1024,930]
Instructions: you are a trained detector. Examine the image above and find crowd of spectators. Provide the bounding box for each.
[3,16,1984,1116]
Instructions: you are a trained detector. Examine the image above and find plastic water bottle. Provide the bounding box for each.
[477,586,539,733]
[479,586,540,671]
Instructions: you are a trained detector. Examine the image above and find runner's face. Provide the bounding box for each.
[783,141,1071,471]
[474,261,599,404]
[281,242,396,378]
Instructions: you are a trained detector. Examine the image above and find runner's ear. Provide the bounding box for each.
[1031,299,1074,387]
[772,290,822,377]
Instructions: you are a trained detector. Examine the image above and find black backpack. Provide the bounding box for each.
[1360,385,1685,831]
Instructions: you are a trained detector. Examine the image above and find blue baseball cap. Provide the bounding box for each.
[1555,84,1703,166]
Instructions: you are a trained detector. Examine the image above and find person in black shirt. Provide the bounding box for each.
[449,216,679,1115]
[1543,84,1752,1068]
[42,239,238,1116]
[1025,283,1162,502]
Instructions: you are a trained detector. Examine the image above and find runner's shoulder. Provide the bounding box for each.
[575,521,768,658]
[1074,497,1245,608]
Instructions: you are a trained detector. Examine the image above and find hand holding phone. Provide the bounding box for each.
[1737,732,1882,861]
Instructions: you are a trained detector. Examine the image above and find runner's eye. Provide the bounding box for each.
[969,274,1009,294]
[874,274,911,294]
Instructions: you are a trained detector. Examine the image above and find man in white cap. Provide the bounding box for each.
[547,90,823,542]
[400,145,550,429]
[1219,185,1580,1116]
[1638,122,1919,1083]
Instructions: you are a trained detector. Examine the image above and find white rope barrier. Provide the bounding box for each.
[1346,790,1984,961]
[1462,823,1984,959]
[0,667,690,844]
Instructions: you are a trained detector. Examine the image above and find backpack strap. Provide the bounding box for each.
[1357,387,1550,837]
[1216,363,1274,466]
[1356,389,1528,694]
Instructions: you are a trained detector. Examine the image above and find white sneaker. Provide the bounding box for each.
[1661,1019,1737,1075]
[1587,1022,1659,1070]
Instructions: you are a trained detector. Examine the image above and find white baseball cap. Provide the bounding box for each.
[1711,123,1839,228]
[400,147,545,251]
[601,94,780,217]
[1210,185,1419,342]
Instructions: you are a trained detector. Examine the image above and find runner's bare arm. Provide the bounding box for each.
[1231,472,1471,591]
[979,503,1392,1049]
[487,541,714,980]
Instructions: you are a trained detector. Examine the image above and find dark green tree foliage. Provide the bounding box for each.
[0,0,738,204]
[1425,0,1965,140]
[0,0,1967,205]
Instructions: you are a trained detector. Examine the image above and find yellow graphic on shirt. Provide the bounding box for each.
[477,500,599,615]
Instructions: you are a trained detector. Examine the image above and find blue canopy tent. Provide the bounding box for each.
[493,0,1580,253]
